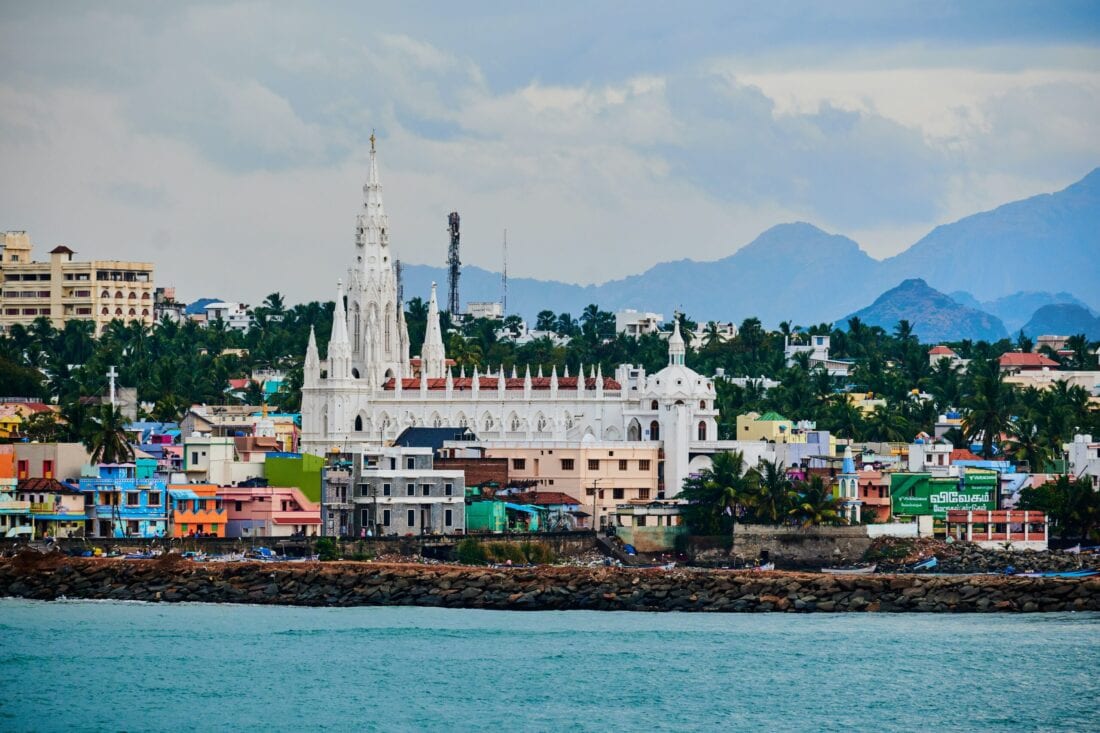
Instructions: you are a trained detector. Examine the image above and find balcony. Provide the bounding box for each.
[0,499,31,513]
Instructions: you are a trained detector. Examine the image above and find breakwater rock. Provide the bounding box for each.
[2,556,1098,613]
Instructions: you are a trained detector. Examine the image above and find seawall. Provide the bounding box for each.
[2,557,1098,613]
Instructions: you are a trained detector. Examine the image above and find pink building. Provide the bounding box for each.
[219,486,320,538]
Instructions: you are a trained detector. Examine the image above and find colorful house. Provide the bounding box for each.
[77,463,168,538]
[16,478,86,538]
[0,449,31,537]
[168,484,226,537]
[735,411,793,442]
[219,485,320,538]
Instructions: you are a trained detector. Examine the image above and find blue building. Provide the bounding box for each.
[77,463,168,538]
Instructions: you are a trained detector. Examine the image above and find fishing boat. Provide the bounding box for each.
[821,564,877,575]
[1016,569,1098,578]
[910,557,938,572]
[750,562,775,572]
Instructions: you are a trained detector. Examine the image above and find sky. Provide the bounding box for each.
[1,1,1099,305]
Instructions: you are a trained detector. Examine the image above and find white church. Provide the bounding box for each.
[300,140,726,495]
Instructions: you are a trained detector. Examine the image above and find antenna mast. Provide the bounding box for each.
[501,228,507,316]
[447,212,461,315]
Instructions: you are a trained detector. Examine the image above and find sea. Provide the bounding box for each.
[0,599,1097,732]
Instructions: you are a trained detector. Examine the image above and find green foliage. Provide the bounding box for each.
[315,537,339,561]
[456,538,487,564]
[455,539,553,564]
[1017,475,1100,542]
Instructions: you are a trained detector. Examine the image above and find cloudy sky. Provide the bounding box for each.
[1,1,1098,304]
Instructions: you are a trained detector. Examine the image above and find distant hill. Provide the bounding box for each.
[882,168,1100,303]
[1021,304,1100,339]
[841,279,1008,343]
[949,290,1095,333]
[398,168,1100,327]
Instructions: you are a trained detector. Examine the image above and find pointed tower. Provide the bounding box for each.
[422,282,447,379]
[838,446,861,524]
[304,326,320,386]
[328,280,352,380]
[668,317,686,366]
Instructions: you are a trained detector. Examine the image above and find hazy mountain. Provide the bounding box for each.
[949,290,1094,333]
[841,279,1008,343]
[1021,304,1100,339]
[882,168,1100,303]
[399,169,1099,328]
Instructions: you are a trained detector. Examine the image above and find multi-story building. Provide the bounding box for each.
[1064,434,1100,489]
[168,484,226,537]
[615,309,663,337]
[219,485,319,538]
[78,463,168,538]
[0,448,31,538]
[0,231,155,334]
[14,442,92,483]
[352,446,465,536]
[462,441,660,530]
[16,478,86,538]
[203,301,252,331]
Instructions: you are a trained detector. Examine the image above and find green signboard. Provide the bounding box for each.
[890,473,996,519]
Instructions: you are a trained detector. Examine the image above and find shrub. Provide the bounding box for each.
[315,537,339,561]
[520,541,555,564]
[456,538,487,565]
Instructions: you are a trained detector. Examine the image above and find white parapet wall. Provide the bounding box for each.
[865,523,920,539]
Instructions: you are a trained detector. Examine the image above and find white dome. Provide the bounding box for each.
[647,363,714,400]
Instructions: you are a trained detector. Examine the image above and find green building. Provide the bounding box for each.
[890,470,997,519]
[265,453,324,503]
[466,501,507,532]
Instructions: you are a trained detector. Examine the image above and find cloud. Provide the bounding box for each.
[0,3,1098,306]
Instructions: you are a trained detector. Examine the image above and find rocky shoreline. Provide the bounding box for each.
[2,555,1099,613]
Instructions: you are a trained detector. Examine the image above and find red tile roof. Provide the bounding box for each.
[928,345,957,356]
[382,376,621,391]
[950,449,982,462]
[18,477,81,494]
[999,352,1059,368]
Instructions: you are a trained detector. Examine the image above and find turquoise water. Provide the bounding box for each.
[1,600,1097,732]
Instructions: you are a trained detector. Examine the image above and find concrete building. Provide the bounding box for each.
[784,334,853,377]
[14,443,92,483]
[220,485,319,538]
[168,484,226,537]
[77,463,168,538]
[612,502,686,552]
[615,309,663,337]
[351,446,464,536]
[16,478,86,538]
[908,440,954,475]
[203,302,252,331]
[466,301,503,320]
[181,435,265,486]
[1064,434,1100,489]
[465,441,661,530]
[735,411,793,442]
[0,231,154,334]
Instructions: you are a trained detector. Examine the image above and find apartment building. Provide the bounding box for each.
[0,231,155,334]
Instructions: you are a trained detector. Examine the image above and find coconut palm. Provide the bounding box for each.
[679,451,749,534]
[85,404,133,464]
[962,358,1013,458]
[789,475,844,528]
[748,459,795,524]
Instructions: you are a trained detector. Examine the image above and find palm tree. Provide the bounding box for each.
[866,404,912,443]
[748,459,795,524]
[85,404,134,464]
[679,451,749,534]
[789,475,844,528]
[1002,414,1049,471]
[962,357,1013,458]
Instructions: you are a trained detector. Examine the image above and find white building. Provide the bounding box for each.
[300,140,725,496]
[204,302,252,331]
[466,301,504,320]
[784,334,852,377]
[615,309,663,337]
[1065,434,1100,489]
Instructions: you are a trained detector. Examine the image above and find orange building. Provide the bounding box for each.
[168,484,226,537]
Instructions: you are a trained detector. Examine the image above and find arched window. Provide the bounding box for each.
[101,307,109,315]
[128,308,136,316]
[354,415,363,432]
[141,309,149,316]
[649,421,660,441]
[700,400,706,409]
[115,307,123,315]
[128,292,137,299]
[115,290,123,299]
[142,292,150,299]
[627,419,641,441]
[698,421,707,441]
[650,400,658,410]
[101,290,110,298]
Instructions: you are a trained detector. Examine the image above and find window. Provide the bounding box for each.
[191,451,199,465]
[444,483,453,496]
[588,459,599,470]
[445,509,453,527]
[618,459,628,471]
[636,515,648,527]
[512,458,526,470]
[235,501,242,512]
[362,509,370,526]
[383,509,391,526]
[613,488,624,500]
[148,492,161,506]
[698,421,707,441]
[126,492,141,506]
[406,457,415,470]
[638,488,650,500]
[650,400,658,410]
[700,400,706,409]
[422,484,431,496]
[407,509,416,527]
[382,483,391,496]
[42,460,54,479]
[561,459,575,471]
[406,483,415,496]
[586,488,595,497]
[639,460,651,471]
[649,421,660,440]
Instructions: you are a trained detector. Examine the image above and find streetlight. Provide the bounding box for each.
[591,477,602,533]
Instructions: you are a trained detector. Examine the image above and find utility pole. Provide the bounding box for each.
[106,366,118,408]
[447,212,460,315]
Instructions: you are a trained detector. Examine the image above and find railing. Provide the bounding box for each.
[0,500,31,512]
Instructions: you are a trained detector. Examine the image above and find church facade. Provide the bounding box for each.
[300,141,721,495]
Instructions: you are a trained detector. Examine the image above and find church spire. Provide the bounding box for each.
[356,133,389,269]
[328,280,352,379]
[668,314,686,366]
[421,282,447,379]
[304,325,320,385]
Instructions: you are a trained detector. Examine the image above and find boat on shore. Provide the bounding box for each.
[822,564,877,575]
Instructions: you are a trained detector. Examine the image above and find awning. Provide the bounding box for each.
[169,489,199,500]
[272,516,321,524]
[503,502,539,515]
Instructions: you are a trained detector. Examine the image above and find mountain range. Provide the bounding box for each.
[401,167,1100,327]
[840,279,1009,343]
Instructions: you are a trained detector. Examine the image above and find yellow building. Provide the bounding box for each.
[476,441,661,530]
[846,392,887,415]
[0,231,155,334]
[735,411,794,442]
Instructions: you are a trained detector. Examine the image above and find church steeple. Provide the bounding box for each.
[328,280,352,380]
[355,133,390,275]
[421,282,447,379]
[304,325,320,386]
[668,315,686,366]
